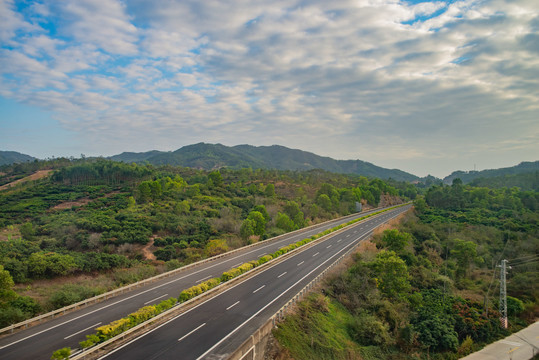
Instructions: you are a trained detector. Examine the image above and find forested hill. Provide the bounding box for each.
[109,143,419,182]
[0,151,35,166]
[443,161,539,184]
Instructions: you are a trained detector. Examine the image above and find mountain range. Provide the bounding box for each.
[2,145,538,185]
[443,161,539,184]
[0,151,36,166]
[108,143,419,182]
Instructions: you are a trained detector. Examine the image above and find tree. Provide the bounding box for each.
[316,194,332,212]
[368,250,410,299]
[450,239,483,278]
[276,212,295,232]
[247,211,266,236]
[208,171,223,187]
[380,229,412,253]
[265,183,276,197]
[240,219,255,240]
[0,265,14,291]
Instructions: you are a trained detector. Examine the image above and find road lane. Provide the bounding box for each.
[0,206,402,360]
[100,206,410,360]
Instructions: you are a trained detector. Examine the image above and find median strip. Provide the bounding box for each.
[56,204,408,360]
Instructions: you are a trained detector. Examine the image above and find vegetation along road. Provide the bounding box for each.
[98,205,411,359]
[0,206,403,360]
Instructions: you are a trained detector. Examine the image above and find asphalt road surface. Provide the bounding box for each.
[99,205,411,360]
[0,205,404,360]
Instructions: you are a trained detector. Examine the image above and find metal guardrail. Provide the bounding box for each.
[0,206,394,336]
[67,206,394,360]
[228,205,411,360]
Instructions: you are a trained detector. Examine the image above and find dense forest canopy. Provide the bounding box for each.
[274,178,538,360]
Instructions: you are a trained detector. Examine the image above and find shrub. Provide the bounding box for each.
[51,347,71,360]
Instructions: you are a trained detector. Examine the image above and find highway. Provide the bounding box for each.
[0,206,403,360]
[100,205,411,360]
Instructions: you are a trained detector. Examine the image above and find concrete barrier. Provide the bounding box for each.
[0,206,395,337]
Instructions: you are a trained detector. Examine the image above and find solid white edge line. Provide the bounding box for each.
[177,323,206,342]
[195,276,212,283]
[143,294,169,305]
[226,301,240,311]
[253,285,265,294]
[95,206,407,359]
[1,206,394,349]
[196,207,408,360]
[63,322,102,339]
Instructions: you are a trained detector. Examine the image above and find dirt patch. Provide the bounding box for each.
[51,191,121,210]
[142,238,157,261]
[0,225,21,242]
[13,273,116,309]
[52,198,92,210]
[0,170,53,191]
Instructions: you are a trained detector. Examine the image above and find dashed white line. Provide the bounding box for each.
[257,253,266,257]
[63,322,102,339]
[226,301,240,310]
[178,323,206,342]
[337,239,342,243]
[326,245,332,249]
[253,285,265,293]
[313,252,319,257]
[297,261,304,266]
[231,263,243,268]
[195,275,212,283]
[278,272,287,278]
[144,294,169,305]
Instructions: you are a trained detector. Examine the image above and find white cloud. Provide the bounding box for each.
[0,0,538,177]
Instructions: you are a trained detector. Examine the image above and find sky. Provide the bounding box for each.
[0,0,538,178]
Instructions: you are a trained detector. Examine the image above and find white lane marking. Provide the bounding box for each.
[63,322,102,339]
[18,208,404,352]
[297,261,304,266]
[313,252,319,257]
[96,207,407,359]
[278,272,287,278]
[326,245,332,249]
[144,294,169,305]
[253,285,265,293]
[337,239,342,243]
[346,234,350,238]
[226,301,240,311]
[178,323,206,342]
[232,263,243,268]
[1,219,352,349]
[196,225,377,360]
[258,253,266,257]
[195,276,212,283]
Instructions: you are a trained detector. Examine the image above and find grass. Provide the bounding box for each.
[273,293,362,360]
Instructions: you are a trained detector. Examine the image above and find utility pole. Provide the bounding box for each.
[498,259,510,328]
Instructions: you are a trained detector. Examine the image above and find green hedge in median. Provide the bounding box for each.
[52,205,406,358]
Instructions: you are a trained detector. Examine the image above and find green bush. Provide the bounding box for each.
[50,347,71,360]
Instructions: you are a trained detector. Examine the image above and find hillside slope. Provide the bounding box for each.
[109,143,419,182]
[443,161,539,184]
[0,151,35,166]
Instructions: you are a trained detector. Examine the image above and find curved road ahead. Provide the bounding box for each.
[0,206,404,360]
[100,205,411,360]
